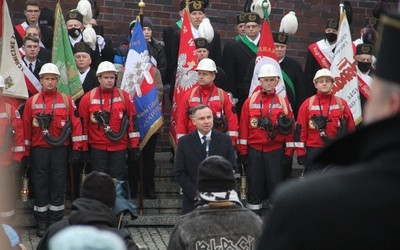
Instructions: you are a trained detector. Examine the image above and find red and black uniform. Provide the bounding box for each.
[296,91,355,172]
[176,83,238,146]
[79,87,140,179]
[23,90,83,224]
[238,89,295,213]
[0,97,25,220]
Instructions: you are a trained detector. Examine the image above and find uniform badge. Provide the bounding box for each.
[216,112,221,118]
[61,120,65,126]
[309,119,316,130]
[15,110,21,119]
[119,112,123,119]
[32,118,39,127]
[90,113,98,123]
[250,117,258,128]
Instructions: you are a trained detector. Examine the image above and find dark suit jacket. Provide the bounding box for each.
[75,68,99,107]
[224,39,257,116]
[22,56,43,96]
[258,115,400,250]
[174,129,237,214]
[37,47,52,64]
[163,23,181,85]
[14,23,54,49]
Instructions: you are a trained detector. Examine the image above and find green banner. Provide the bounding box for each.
[52,1,83,101]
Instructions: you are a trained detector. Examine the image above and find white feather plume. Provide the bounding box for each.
[76,0,93,25]
[82,24,97,50]
[279,11,298,35]
[251,0,271,19]
[198,18,214,43]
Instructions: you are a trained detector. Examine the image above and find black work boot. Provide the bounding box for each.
[36,222,47,237]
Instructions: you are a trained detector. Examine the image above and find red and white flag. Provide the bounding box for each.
[248,16,285,97]
[169,8,198,147]
[330,12,362,125]
[0,0,28,100]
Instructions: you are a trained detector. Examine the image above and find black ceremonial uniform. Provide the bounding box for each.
[163,22,181,90]
[280,56,306,119]
[224,39,257,116]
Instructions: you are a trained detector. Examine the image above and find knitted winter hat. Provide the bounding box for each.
[197,155,235,192]
[81,171,116,208]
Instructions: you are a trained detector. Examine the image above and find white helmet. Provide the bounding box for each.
[196,58,218,73]
[314,68,334,83]
[0,75,5,88]
[258,64,279,78]
[96,61,117,76]
[39,63,60,77]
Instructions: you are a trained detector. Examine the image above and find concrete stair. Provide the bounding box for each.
[14,152,304,227]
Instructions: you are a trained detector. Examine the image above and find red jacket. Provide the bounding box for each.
[79,87,139,151]
[296,91,355,156]
[238,90,295,156]
[0,98,25,166]
[176,83,238,145]
[23,90,83,152]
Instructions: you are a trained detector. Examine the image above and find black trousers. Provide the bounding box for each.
[32,146,67,223]
[90,147,127,180]
[129,133,158,193]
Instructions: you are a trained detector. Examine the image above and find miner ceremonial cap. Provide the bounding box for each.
[326,19,339,30]
[374,10,400,84]
[194,37,208,50]
[74,42,91,55]
[65,9,83,24]
[244,12,261,25]
[356,44,374,55]
[364,17,380,30]
[272,32,288,45]
[236,12,246,24]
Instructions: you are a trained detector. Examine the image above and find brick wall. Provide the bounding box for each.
[9,0,398,152]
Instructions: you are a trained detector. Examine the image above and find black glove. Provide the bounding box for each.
[81,151,90,163]
[237,154,249,166]
[281,155,293,168]
[297,155,309,166]
[69,150,82,164]
[130,148,141,161]
[22,155,32,166]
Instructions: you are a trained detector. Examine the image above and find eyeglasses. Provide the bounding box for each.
[26,10,40,13]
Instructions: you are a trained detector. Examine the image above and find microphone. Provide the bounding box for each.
[205,137,211,158]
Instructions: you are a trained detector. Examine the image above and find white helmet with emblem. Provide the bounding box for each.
[196,58,218,73]
[313,68,334,83]
[258,64,279,78]
[39,63,60,77]
[96,61,117,76]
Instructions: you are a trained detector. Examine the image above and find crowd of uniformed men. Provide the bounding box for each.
[0,0,389,238]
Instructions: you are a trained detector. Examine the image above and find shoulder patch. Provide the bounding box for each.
[15,110,21,119]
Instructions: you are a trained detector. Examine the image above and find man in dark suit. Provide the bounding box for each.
[174,104,238,214]
[23,25,52,64]
[169,1,221,98]
[257,10,400,249]
[224,12,261,117]
[162,0,185,102]
[21,35,43,96]
[74,42,100,95]
[14,0,53,50]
